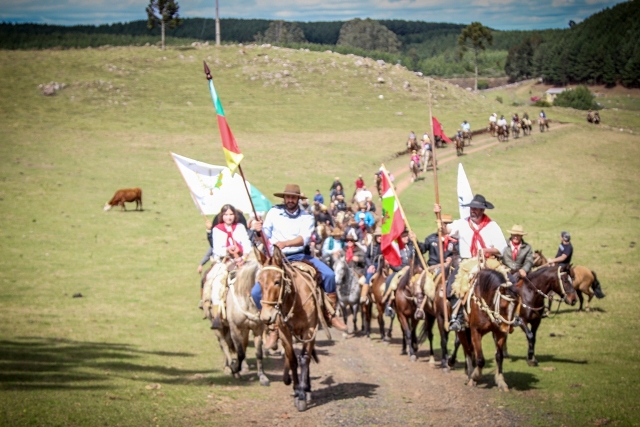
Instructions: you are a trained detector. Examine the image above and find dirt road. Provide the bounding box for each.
[209,328,524,426]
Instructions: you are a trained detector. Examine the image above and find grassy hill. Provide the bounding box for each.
[0,44,639,426]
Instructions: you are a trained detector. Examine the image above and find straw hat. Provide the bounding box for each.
[320,204,328,212]
[441,214,453,224]
[373,226,382,236]
[507,224,527,236]
[345,233,358,242]
[330,228,344,239]
[274,184,303,198]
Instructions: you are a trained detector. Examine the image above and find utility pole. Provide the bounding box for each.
[215,0,220,46]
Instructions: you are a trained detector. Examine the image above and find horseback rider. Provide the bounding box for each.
[461,120,471,133]
[511,113,520,129]
[423,214,456,269]
[345,233,366,276]
[489,113,497,126]
[434,194,508,332]
[523,112,529,120]
[354,202,375,229]
[315,204,334,227]
[382,229,415,316]
[363,226,382,298]
[547,231,573,266]
[497,115,508,132]
[322,227,344,266]
[409,130,417,143]
[251,184,348,347]
[502,225,534,278]
[410,149,421,170]
[335,194,348,212]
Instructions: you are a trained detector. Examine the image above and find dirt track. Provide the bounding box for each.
[210,328,524,426]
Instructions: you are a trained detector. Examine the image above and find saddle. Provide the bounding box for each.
[382,265,410,302]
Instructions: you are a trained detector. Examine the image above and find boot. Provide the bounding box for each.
[264,327,279,351]
[360,283,370,304]
[326,293,348,332]
[449,297,465,332]
[384,301,395,318]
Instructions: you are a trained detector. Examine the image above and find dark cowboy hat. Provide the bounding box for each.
[274,184,303,198]
[462,194,494,210]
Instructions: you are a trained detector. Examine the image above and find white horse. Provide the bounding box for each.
[203,257,269,386]
[333,251,362,335]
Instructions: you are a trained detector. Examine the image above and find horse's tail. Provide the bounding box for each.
[591,271,606,299]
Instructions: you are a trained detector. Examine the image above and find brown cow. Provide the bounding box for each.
[104,188,142,211]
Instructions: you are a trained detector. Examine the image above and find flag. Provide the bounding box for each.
[457,163,474,220]
[432,116,452,143]
[204,62,244,174]
[171,152,272,216]
[380,170,406,267]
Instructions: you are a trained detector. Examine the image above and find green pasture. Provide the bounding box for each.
[0,45,639,426]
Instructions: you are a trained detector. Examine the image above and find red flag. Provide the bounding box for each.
[432,117,452,143]
[380,171,406,267]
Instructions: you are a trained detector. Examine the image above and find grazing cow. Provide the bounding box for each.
[104,188,142,211]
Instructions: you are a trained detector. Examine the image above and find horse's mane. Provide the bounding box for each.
[476,270,519,299]
[527,266,552,280]
[235,260,260,295]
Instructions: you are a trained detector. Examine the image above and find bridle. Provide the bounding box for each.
[259,265,296,323]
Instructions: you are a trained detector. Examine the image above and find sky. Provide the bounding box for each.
[0,0,629,31]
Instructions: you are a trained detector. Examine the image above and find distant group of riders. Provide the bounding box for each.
[488,110,549,141]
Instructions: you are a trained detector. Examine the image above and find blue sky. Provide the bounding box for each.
[1,0,628,30]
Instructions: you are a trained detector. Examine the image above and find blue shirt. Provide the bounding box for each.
[314,194,324,204]
[262,205,315,256]
[354,211,375,228]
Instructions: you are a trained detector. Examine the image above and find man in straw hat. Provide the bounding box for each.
[252,184,348,343]
[434,194,508,332]
[502,224,534,278]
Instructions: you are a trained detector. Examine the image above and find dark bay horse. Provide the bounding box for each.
[515,264,577,366]
[456,269,521,391]
[393,265,423,361]
[364,260,392,342]
[257,247,326,412]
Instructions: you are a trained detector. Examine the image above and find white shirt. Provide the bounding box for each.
[355,189,372,203]
[422,133,430,142]
[449,218,507,259]
[497,118,507,126]
[262,205,314,255]
[489,116,497,123]
[212,224,253,259]
[461,123,470,132]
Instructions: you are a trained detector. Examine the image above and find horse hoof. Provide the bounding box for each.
[383,340,390,346]
[467,379,477,387]
[223,366,232,375]
[442,366,450,374]
[527,359,538,367]
[259,375,270,387]
[428,356,435,365]
[233,373,240,379]
[410,355,417,362]
[296,398,307,412]
[306,392,312,403]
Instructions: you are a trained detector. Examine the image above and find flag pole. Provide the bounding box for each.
[236,164,271,253]
[379,164,428,273]
[427,79,450,328]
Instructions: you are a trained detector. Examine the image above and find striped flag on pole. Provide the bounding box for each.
[204,62,244,175]
[380,168,406,267]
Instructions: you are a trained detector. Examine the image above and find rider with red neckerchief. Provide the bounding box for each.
[434,194,507,331]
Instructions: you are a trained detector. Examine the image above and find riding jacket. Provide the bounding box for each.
[502,240,534,273]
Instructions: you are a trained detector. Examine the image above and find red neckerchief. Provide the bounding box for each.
[346,245,354,263]
[215,223,243,255]
[511,241,521,261]
[443,235,457,252]
[468,215,491,257]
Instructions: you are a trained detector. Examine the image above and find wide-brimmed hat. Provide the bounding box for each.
[373,226,382,236]
[358,202,366,209]
[300,192,308,200]
[330,228,344,238]
[462,194,494,210]
[344,233,358,242]
[334,176,340,181]
[507,224,527,236]
[441,214,453,224]
[274,184,303,198]
[320,204,328,212]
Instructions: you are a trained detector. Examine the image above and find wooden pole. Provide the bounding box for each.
[237,164,270,251]
[427,79,450,328]
[379,164,428,273]
[215,0,221,46]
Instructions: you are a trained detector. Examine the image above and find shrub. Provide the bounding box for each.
[496,96,503,104]
[533,99,552,108]
[477,80,489,90]
[553,86,599,110]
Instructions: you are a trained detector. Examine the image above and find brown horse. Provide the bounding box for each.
[365,259,393,342]
[534,251,605,312]
[375,173,383,199]
[462,130,472,146]
[409,159,421,182]
[456,269,521,391]
[454,134,464,156]
[496,125,509,142]
[393,264,423,361]
[515,264,577,366]
[488,122,497,137]
[257,247,326,412]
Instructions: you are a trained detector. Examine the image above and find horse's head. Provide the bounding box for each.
[409,271,425,306]
[332,250,347,285]
[533,250,547,268]
[554,264,577,306]
[258,246,289,325]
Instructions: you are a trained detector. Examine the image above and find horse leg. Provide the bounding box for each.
[527,320,540,366]
[253,326,270,386]
[398,312,410,357]
[361,300,371,338]
[448,333,461,370]
[586,292,594,312]
[470,328,484,385]
[437,315,450,370]
[426,315,436,365]
[387,310,395,342]
[411,319,419,357]
[296,346,310,411]
[228,323,246,377]
[493,332,509,391]
[214,328,235,375]
[577,289,584,311]
[457,329,475,383]
[281,332,297,388]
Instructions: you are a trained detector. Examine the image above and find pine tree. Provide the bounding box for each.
[457,22,493,91]
[146,0,183,50]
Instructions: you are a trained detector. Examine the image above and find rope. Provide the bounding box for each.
[229,284,261,322]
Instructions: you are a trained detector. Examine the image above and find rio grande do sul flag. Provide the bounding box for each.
[380,169,406,267]
[204,62,244,175]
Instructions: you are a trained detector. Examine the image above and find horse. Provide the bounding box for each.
[462,130,472,146]
[333,251,362,335]
[587,112,601,124]
[521,119,532,136]
[421,148,434,172]
[456,269,521,391]
[454,134,464,156]
[202,259,269,385]
[539,118,549,132]
[497,125,509,142]
[410,159,421,182]
[533,251,605,312]
[375,173,383,199]
[514,264,577,366]
[406,138,420,154]
[257,246,326,412]
[393,264,428,362]
[365,259,393,342]
[488,122,497,137]
[511,122,520,139]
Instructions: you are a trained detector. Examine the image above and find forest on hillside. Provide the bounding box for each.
[2,0,639,86]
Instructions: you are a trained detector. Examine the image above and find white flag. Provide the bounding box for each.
[457,163,473,220]
[171,152,271,216]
